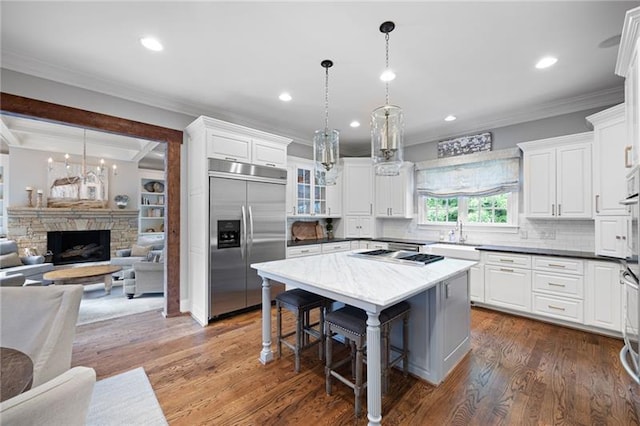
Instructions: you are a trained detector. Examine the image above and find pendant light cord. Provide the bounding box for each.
[324,64,330,134]
[385,32,390,106]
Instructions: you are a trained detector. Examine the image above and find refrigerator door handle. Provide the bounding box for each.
[248,205,254,255]
[241,205,247,260]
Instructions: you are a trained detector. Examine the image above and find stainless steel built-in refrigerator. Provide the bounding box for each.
[209,159,286,319]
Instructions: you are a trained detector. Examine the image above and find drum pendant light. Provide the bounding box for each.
[371,21,404,176]
[313,59,340,185]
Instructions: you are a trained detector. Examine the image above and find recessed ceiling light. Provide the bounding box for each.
[444,115,457,122]
[350,121,360,128]
[140,37,163,52]
[278,93,292,102]
[380,69,396,82]
[535,56,558,69]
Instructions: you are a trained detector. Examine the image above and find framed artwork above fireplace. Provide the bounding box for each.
[47,160,109,208]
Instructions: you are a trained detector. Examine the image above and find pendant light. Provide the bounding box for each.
[313,59,340,185]
[371,21,404,176]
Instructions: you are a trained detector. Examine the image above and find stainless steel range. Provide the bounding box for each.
[350,249,444,266]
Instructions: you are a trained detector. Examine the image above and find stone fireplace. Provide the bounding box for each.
[47,229,111,265]
[7,207,139,260]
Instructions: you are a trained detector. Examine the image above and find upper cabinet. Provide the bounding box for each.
[518,132,593,219]
[615,7,640,169]
[287,156,342,217]
[188,116,290,168]
[587,104,628,216]
[375,162,414,218]
[343,158,374,216]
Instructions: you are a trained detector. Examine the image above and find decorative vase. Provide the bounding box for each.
[114,194,129,209]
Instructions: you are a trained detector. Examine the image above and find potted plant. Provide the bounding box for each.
[325,218,334,240]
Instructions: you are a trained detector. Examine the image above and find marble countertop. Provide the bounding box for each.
[476,244,624,262]
[252,251,476,310]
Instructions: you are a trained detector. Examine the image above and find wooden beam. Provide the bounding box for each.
[0,92,183,317]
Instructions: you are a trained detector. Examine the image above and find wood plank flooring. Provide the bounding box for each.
[73,306,640,425]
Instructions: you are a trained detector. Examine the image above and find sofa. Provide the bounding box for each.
[0,240,54,281]
[110,236,164,275]
[123,261,165,298]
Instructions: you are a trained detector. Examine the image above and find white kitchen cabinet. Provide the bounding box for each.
[469,264,484,303]
[288,156,341,217]
[585,260,623,332]
[587,104,629,216]
[441,272,471,375]
[518,133,592,219]
[321,241,351,253]
[343,158,374,216]
[344,216,373,238]
[484,264,532,312]
[375,162,414,218]
[286,244,322,258]
[595,216,628,258]
[616,7,640,168]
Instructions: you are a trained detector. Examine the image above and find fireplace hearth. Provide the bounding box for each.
[47,230,111,265]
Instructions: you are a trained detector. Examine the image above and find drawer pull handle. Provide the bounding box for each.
[547,263,566,268]
[548,282,566,287]
[499,259,514,263]
[301,249,309,253]
[224,157,237,161]
[266,163,276,167]
[625,145,633,168]
[548,305,566,311]
[500,268,514,273]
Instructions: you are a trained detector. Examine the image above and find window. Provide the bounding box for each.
[419,192,517,226]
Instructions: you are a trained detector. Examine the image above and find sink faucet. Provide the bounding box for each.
[457,220,466,244]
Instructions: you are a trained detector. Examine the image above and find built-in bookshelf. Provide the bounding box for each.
[0,154,8,238]
[139,169,165,236]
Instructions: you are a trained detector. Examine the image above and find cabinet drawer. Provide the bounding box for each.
[286,245,321,258]
[532,271,584,299]
[252,139,286,168]
[532,293,584,323]
[369,241,389,250]
[322,242,351,253]
[484,265,532,312]
[532,256,584,275]
[484,252,531,268]
[207,131,251,162]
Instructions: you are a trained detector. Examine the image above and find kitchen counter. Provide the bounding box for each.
[287,237,437,247]
[252,251,475,425]
[476,244,625,263]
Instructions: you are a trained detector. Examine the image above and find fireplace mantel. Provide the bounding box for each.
[7,207,140,258]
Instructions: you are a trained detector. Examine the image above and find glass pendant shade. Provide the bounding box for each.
[371,104,403,176]
[313,128,340,185]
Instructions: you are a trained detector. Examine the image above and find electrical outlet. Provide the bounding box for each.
[520,230,528,239]
[540,230,556,240]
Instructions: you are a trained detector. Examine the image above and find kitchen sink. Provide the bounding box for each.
[424,243,480,261]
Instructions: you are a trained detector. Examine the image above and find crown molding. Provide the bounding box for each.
[517,131,593,152]
[585,103,625,126]
[616,6,640,76]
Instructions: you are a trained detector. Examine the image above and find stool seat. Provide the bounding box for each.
[325,301,410,418]
[275,288,327,373]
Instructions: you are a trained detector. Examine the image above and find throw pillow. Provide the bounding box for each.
[130,244,151,257]
[0,252,24,269]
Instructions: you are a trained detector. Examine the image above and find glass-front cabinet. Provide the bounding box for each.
[289,157,340,217]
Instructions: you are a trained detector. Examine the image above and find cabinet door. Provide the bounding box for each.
[442,272,470,368]
[556,144,592,218]
[295,164,313,215]
[251,139,286,168]
[359,216,373,238]
[325,172,342,217]
[207,131,251,163]
[469,264,484,303]
[592,113,627,215]
[286,164,297,216]
[344,217,361,238]
[524,149,556,217]
[314,173,327,216]
[585,261,622,332]
[344,161,373,215]
[375,174,391,216]
[485,265,532,312]
[595,216,627,258]
[628,55,639,168]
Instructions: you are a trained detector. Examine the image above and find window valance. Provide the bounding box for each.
[415,148,521,198]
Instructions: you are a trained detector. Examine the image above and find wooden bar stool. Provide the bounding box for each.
[275,288,327,373]
[324,301,410,417]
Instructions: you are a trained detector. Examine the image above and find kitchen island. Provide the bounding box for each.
[252,251,476,425]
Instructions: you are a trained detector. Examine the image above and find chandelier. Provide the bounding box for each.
[371,21,404,176]
[47,129,116,181]
[313,59,340,185]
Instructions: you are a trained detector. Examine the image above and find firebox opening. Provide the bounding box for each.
[47,230,111,266]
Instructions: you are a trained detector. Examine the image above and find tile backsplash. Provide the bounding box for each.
[381,214,596,252]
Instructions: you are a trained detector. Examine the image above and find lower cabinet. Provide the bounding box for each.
[595,216,629,258]
[344,216,373,238]
[286,244,321,258]
[585,260,623,332]
[484,264,532,312]
[469,264,484,303]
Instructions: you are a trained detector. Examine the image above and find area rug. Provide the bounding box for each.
[87,367,168,425]
[77,283,164,325]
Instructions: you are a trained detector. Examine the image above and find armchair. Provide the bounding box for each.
[0,240,53,281]
[123,261,165,299]
[0,285,83,387]
[110,237,164,277]
[0,366,96,426]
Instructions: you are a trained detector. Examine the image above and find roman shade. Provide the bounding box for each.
[415,148,520,198]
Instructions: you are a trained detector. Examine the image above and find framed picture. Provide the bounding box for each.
[47,160,109,208]
[438,132,492,158]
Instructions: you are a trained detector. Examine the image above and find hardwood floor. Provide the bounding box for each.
[73,306,640,425]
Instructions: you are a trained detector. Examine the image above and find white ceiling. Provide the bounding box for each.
[1,1,638,155]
